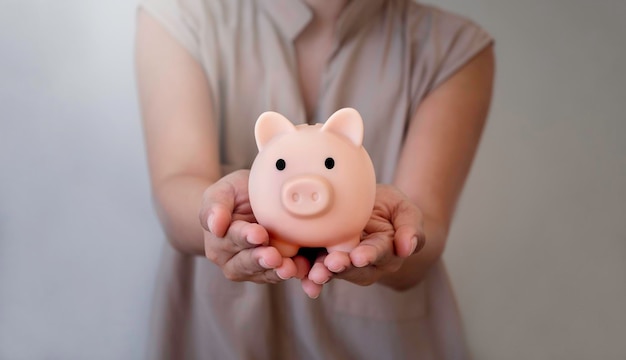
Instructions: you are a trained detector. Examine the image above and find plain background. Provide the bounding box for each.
[0,0,624,359]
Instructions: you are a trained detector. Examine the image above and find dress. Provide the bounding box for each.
[138,0,493,358]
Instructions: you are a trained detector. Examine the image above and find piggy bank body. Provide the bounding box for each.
[248,108,376,257]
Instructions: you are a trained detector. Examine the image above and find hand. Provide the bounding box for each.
[199,170,302,283]
[302,184,426,297]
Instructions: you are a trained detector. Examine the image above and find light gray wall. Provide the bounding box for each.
[436,0,626,359]
[0,1,624,359]
[0,1,163,359]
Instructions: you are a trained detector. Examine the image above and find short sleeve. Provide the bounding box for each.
[426,8,494,92]
[137,0,201,61]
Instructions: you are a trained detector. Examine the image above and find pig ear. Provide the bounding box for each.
[255,111,297,151]
[321,108,364,147]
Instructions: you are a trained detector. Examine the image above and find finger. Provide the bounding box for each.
[308,255,333,285]
[333,265,379,287]
[221,246,283,281]
[391,200,425,258]
[207,204,232,238]
[204,220,268,265]
[293,255,311,280]
[349,234,394,268]
[275,257,298,280]
[200,183,235,235]
[200,170,250,236]
[224,220,269,251]
[255,269,287,284]
[301,278,323,299]
[324,251,351,273]
[398,231,426,257]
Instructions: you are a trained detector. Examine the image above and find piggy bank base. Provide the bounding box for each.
[271,236,361,258]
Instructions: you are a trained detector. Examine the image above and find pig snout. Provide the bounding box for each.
[281,175,333,217]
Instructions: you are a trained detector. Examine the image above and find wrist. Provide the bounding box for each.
[153,174,214,256]
[378,216,448,290]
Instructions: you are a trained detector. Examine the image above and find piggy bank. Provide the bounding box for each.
[248,108,376,257]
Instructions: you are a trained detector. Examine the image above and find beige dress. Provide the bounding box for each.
[138,0,493,359]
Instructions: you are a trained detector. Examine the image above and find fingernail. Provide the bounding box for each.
[275,269,289,280]
[352,255,368,268]
[207,213,215,233]
[409,236,418,255]
[259,258,271,269]
[312,277,330,285]
[329,265,345,273]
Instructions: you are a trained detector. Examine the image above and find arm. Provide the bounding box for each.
[304,45,495,295]
[382,44,495,289]
[136,10,298,281]
[136,9,220,255]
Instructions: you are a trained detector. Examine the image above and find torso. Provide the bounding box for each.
[142,0,492,357]
[294,0,347,123]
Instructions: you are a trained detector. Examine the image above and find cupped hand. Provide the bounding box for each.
[199,170,304,283]
[303,184,425,294]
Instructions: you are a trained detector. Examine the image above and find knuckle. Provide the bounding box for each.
[415,231,426,253]
[199,206,213,230]
[341,269,375,286]
[263,272,281,284]
[222,269,242,282]
[387,261,403,273]
[372,243,392,265]
[198,210,207,228]
[356,277,375,286]
[204,250,220,264]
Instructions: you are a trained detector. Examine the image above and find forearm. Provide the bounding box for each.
[378,214,448,290]
[378,47,494,291]
[153,174,214,256]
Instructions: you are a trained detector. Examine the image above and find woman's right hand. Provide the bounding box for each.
[199,170,300,283]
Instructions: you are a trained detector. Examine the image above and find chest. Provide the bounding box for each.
[293,22,336,123]
[210,13,414,181]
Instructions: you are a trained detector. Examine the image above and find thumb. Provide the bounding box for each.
[390,195,425,258]
[200,170,250,237]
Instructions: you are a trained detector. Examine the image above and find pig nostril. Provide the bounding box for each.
[281,176,332,216]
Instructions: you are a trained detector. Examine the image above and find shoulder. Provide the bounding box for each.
[392,2,493,108]
[402,1,492,46]
[138,0,257,28]
[137,0,259,60]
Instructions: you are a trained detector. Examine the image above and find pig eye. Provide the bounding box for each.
[325,157,335,169]
[276,159,286,171]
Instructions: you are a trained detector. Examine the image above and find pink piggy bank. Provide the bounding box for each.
[248,108,376,257]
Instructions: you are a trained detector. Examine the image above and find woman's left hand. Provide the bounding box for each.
[300,184,426,298]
